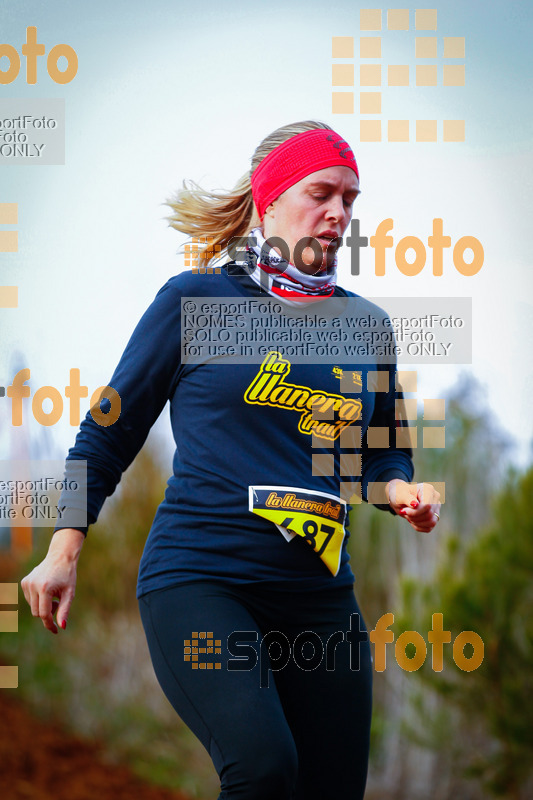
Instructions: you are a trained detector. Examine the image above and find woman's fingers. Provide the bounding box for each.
[39,588,58,634]
[404,513,438,531]
[401,502,441,531]
[21,566,73,634]
[395,482,441,532]
[406,484,441,517]
[56,591,74,631]
[28,581,41,619]
[417,482,441,507]
[401,503,440,519]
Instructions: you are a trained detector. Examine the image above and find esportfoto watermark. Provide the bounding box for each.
[1,369,120,427]
[219,225,483,277]
[0,460,87,528]
[185,613,484,687]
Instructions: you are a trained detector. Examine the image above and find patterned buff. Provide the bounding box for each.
[239,227,338,307]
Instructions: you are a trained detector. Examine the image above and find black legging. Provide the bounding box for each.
[138,580,372,799]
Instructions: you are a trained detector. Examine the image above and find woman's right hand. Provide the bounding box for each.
[21,528,85,635]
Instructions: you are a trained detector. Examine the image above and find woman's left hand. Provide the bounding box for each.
[385,479,441,533]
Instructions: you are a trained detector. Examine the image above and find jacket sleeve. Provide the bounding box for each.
[53,278,184,534]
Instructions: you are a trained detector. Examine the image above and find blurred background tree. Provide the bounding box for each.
[397,466,533,799]
[348,371,530,799]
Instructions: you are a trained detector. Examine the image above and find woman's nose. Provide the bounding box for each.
[325,195,344,221]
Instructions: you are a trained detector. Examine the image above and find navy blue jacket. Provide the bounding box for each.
[55,264,413,597]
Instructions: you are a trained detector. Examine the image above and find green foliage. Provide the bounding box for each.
[398,466,533,797]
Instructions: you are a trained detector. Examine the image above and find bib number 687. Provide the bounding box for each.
[281,517,335,556]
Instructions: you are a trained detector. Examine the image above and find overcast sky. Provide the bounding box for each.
[1,0,532,469]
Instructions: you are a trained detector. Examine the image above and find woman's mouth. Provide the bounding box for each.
[316,232,341,247]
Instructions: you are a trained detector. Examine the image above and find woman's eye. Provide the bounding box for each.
[313,195,327,200]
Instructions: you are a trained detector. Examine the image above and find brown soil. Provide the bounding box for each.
[0,690,193,800]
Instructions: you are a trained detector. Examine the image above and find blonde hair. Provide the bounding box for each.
[166,120,333,268]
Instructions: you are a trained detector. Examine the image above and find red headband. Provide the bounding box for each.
[251,128,359,220]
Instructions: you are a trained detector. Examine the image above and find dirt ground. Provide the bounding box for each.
[0,690,193,800]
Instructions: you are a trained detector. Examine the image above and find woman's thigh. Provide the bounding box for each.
[138,581,299,800]
[256,587,373,800]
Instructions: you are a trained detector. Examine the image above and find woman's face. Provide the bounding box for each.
[261,165,360,275]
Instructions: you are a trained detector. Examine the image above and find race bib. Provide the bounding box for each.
[249,486,348,577]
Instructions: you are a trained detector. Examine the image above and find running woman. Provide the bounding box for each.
[22,120,441,800]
